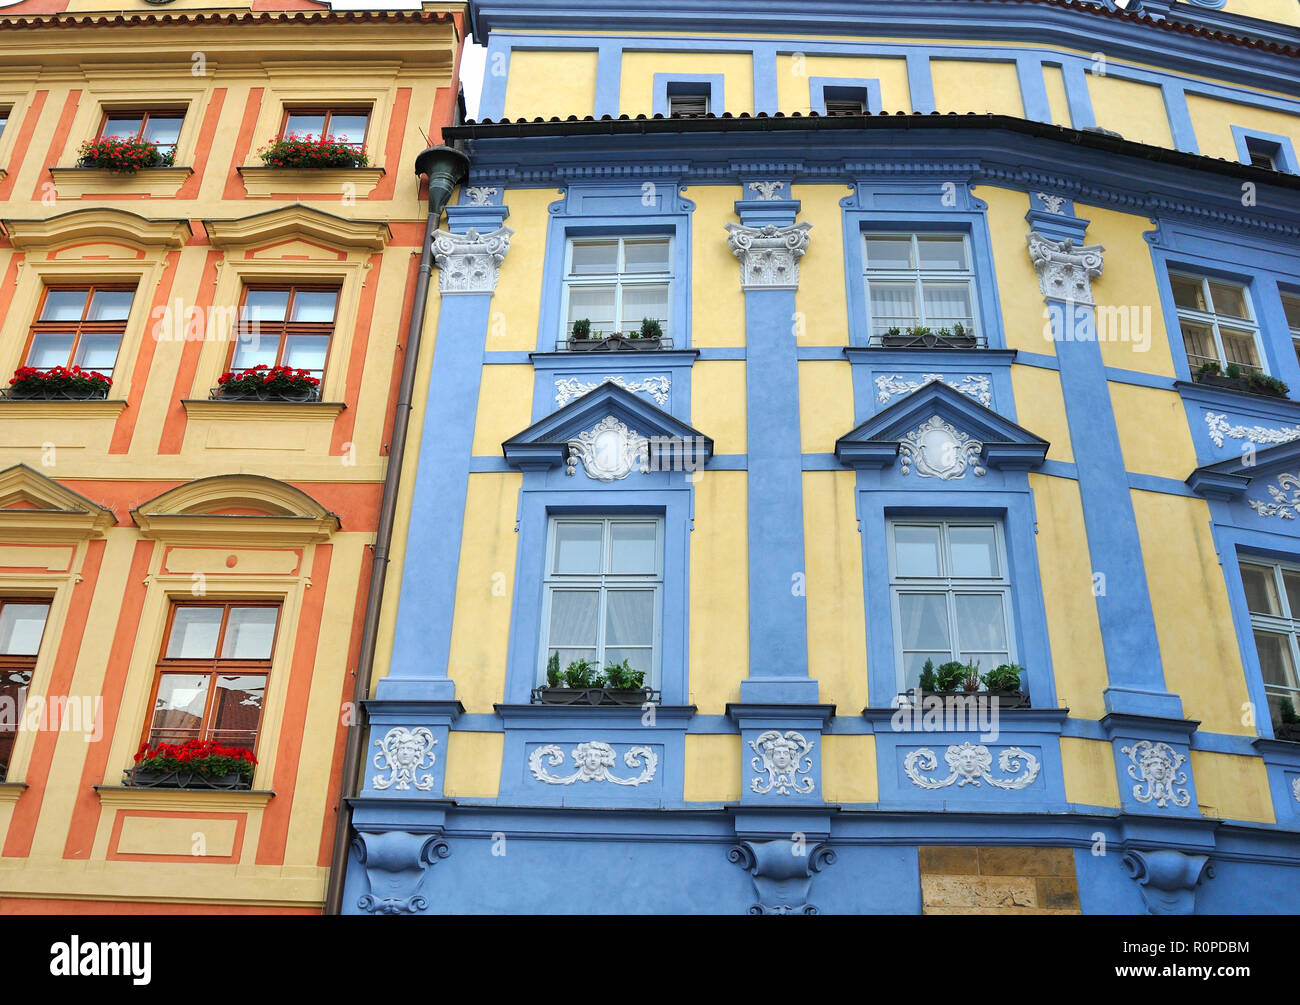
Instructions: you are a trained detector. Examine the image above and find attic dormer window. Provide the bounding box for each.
[667,94,708,117]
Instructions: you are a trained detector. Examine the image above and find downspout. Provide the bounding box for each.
[323,140,470,916]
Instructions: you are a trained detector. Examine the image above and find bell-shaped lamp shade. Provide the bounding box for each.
[414,145,471,217]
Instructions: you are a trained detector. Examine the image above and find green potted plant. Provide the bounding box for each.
[961,662,982,692]
[128,739,256,790]
[1274,697,1300,742]
[6,365,112,401]
[257,133,368,169]
[533,656,656,706]
[981,663,1030,709]
[1195,360,1289,399]
[216,363,321,402]
[933,660,969,693]
[77,136,173,173]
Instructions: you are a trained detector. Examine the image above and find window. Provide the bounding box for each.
[281,107,369,150]
[144,601,279,754]
[0,600,51,782]
[541,517,662,683]
[229,284,338,383]
[1169,271,1263,375]
[864,233,979,344]
[1244,135,1281,171]
[825,97,865,116]
[563,236,672,342]
[0,107,8,141]
[667,94,708,117]
[98,109,183,163]
[889,520,1014,689]
[24,285,135,379]
[1283,292,1300,368]
[1239,559,1300,725]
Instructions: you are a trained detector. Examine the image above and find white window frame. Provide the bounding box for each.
[1282,290,1300,369]
[1239,556,1300,720]
[862,231,979,345]
[561,235,674,342]
[1170,270,1265,375]
[539,516,664,686]
[887,518,1016,691]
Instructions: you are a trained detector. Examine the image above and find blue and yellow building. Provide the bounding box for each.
[339,0,1300,914]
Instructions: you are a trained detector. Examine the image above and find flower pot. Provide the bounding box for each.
[881,331,978,349]
[566,335,663,352]
[126,766,251,789]
[7,383,108,401]
[532,686,657,707]
[217,383,318,403]
[1196,373,1252,393]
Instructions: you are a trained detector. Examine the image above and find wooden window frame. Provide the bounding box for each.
[0,597,52,782]
[23,283,137,378]
[141,600,282,756]
[95,108,185,157]
[227,282,340,381]
[278,106,371,150]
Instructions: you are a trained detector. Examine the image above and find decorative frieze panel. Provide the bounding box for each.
[1248,472,1300,519]
[372,726,437,792]
[554,375,671,408]
[748,730,815,796]
[875,373,992,407]
[432,226,513,294]
[527,741,658,786]
[898,416,986,479]
[1205,412,1300,450]
[725,221,812,290]
[903,742,1041,790]
[1121,740,1191,809]
[565,416,650,481]
[1026,231,1104,305]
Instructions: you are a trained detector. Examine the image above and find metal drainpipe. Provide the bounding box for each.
[322,140,469,916]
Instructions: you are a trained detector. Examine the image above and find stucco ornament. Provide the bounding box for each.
[904,742,1041,790]
[554,375,671,408]
[748,180,786,201]
[898,415,986,479]
[432,225,513,293]
[875,373,991,407]
[372,726,437,792]
[352,831,450,915]
[565,415,649,481]
[1036,192,1067,215]
[728,839,836,915]
[463,186,498,205]
[528,741,658,786]
[1292,776,1300,803]
[1204,412,1300,449]
[725,221,812,289]
[1122,849,1213,915]
[1026,231,1104,305]
[1122,740,1191,808]
[1248,472,1300,519]
[748,730,816,796]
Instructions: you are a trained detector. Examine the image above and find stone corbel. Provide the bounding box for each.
[728,837,836,914]
[432,226,513,294]
[1026,231,1104,305]
[352,830,451,914]
[1121,849,1212,915]
[725,221,812,291]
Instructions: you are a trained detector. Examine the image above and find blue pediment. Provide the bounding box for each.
[835,380,1049,471]
[502,380,712,471]
[1187,440,1300,500]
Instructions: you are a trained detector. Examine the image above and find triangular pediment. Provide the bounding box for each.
[836,381,1049,472]
[0,464,115,540]
[503,382,712,474]
[1187,440,1300,501]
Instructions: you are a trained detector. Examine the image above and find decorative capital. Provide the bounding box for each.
[725,221,811,290]
[432,225,513,294]
[1122,849,1212,915]
[728,838,836,914]
[352,831,451,915]
[1026,231,1104,305]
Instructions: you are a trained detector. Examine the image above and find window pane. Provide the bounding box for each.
[903,651,951,688]
[622,239,670,274]
[609,522,657,574]
[0,603,50,656]
[282,334,330,375]
[1170,275,1206,311]
[604,647,652,675]
[1283,571,1300,620]
[566,285,616,329]
[165,607,223,659]
[865,237,912,270]
[26,334,75,368]
[1179,321,1216,370]
[553,523,603,574]
[142,115,183,147]
[86,289,134,322]
[916,236,968,271]
[922,282,974,326]
[954,594,1009,652]
[148,673,209,744]
[549,647,598,671]
[329,114,368,145]
[285,112,326,137]
[569,241,619,276]
[243,289,289,323]
[289,290,338,323]
[1241,563,1282,616]
[548,591,599,646]
[1254,630,1298,689]
[1208,281,1249,319]
[894,525,941,577]
[230,332,278,371]
[621,283,669,329]
[868,281,919,325]
[1283,294,1300,331]
[1220,328,1261,369]
[73,334,122,373]
[898,593,949,650]
[102,115,143,140]
[605,590,654,646]
[948,525,998,578]
[208,674,265,751]
[220,607,278,660]
[40,289,89,321]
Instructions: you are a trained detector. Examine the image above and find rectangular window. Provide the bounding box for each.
[24,285,135,379]
[230,284,338,384]
[563,236,672,343]
[1169,271,1263,375]
[144,601,279,755]
[541,517,662,684]
[667,94,708,117]
[281,107,370,149]
[889,519,1014,689]
[825,97,866,116]
[1283,292,1300,369]
[0,108,9,141]
[98,109,183,163]
[864,233,979,345]
[0,599,51,782]
[1239,559,1300,726]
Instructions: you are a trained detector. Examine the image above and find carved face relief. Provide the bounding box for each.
[528,740,658,786]
[372,726,437,792]
[748,729,815,796]
[1122,740,1191,809]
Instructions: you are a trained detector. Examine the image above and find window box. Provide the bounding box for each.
[1192,367,1289,399]
[212,382,321,403]
[563,333,670,352]
[123,766,252,791]
[531,685,660,707]
[880,326,978,349]
[903,688,1030,709]
[215,363,322,402]
[5,366,111,401]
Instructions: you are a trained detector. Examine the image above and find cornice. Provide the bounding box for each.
[204,203,390,251]
[2,209,190,249]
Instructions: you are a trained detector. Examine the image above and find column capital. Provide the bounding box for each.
[725,220,811,291]
[432,225,514,295]
[1027,230,1104,305]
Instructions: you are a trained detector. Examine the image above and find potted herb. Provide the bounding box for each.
[880,324,977,349]
[1275,697,1300,742]
[908,659,1029,708]
[6,365,111,400]
[257,133,369,170]
[1194,361,1290,399]
[128,739,256,790]
[933,660,969,693]
[216,364,321,402]
[981,663,1030,709]
[626,317,664,348]
[77,136,174,173]
[533,656,657,706]
[961,663,983,692]
[566,316,666,352]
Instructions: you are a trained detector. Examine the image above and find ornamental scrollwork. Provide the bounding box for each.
[748,729,815,796]
[463,186,499,205]
[1026,231,1104,305]
[898,415,986,479]
[1121,740,1191,809]
[1204,412,1300,450]
[1292,776,1300,804]
[554,375,671,408]
[903,742,1041,790]
[725,221,812,289]
[432,226,513,294]
[528,741,658,786]
[1248,472,1300,519]
[748,181,786,201]
[372,726,437,792]
[875,373,992,407]
[565,415,650,481]
[1036,192,1067,215]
